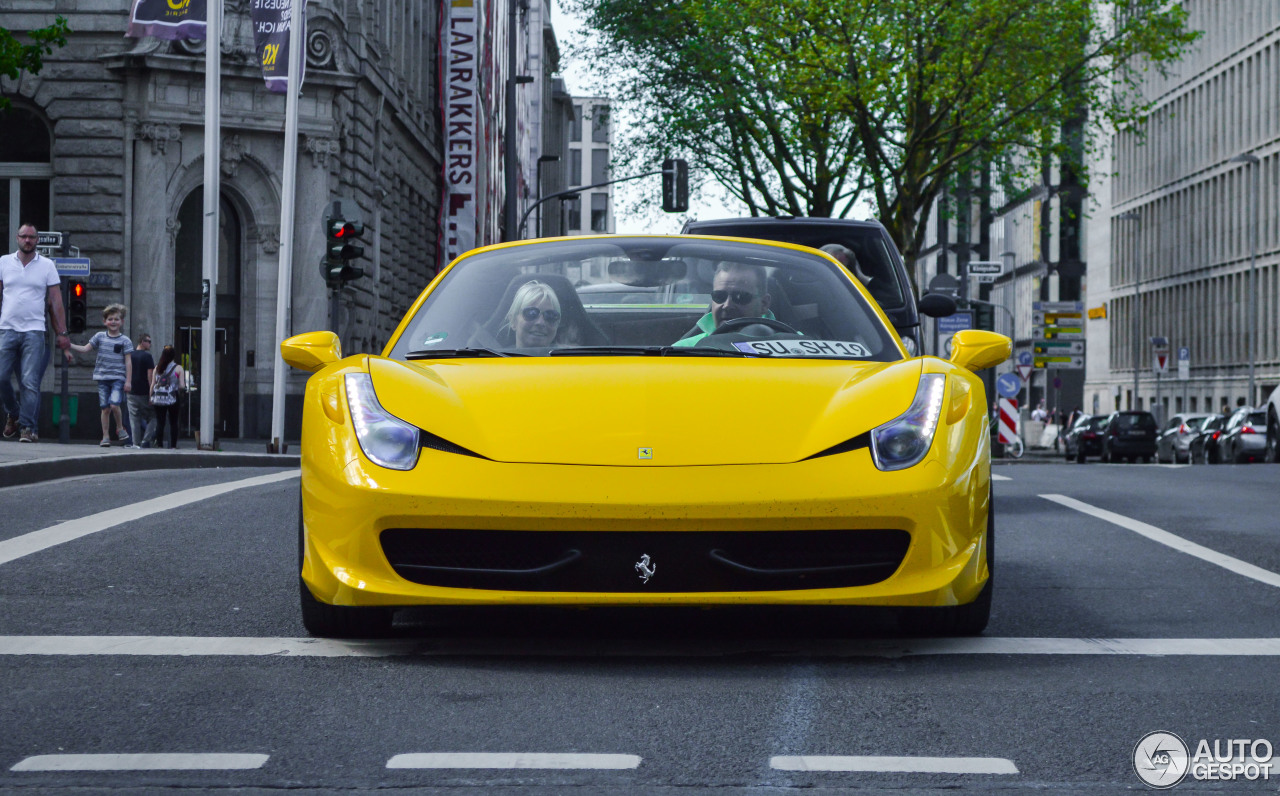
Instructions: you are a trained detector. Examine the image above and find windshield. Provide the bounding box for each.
[1114,413,1157,430]
[388,237,902,362]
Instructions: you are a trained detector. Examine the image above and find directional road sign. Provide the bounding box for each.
[1034,355,1085,369]
[54,257,91,277]
[967,261,1003,275]
[1017,351,1033,367]
[996,372,1021,398]
[1033,301,1084,313]
[1034,340,1085,355]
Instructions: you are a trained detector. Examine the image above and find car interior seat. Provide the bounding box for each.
[473,272,610,347]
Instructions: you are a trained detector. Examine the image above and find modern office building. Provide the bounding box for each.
[564,96,615,237]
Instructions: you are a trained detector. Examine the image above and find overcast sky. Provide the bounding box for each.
[547,1,747,233]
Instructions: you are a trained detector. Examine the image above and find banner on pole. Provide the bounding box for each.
[127,0,208,40]
[251,0,305,94]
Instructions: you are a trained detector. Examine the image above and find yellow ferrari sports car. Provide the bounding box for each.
[282,235,1010,638]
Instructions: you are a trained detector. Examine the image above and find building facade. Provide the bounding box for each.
[1,1,444,441]
[1086,1,1280,420]
[564,96,615,236]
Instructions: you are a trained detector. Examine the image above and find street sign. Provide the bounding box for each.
[38,231,62,247]
[967,261,1003,275]
[937,311,973,357]
[1177,346,1190,381]
[1034,355,1085,369]
[927,273,961,298]
[996,372,1021,398]
[1016,364,1033,381]
[997,397,1019,444]
[1149,336,1169,349]
[1017,351,1033,367]
[1153,350,1169,374]
[54,257,91,277]
[975,274,998,284]
[1034,340,1085,355]
[1033,301,1084,313]
[1033,326,1085,341]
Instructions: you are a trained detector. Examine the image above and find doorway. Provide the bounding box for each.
[173,191,241,438]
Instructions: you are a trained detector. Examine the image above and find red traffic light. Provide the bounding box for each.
[72,282,85,298]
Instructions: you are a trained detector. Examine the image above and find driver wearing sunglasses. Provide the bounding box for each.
[505,280,562,348]
[673,262,773,346]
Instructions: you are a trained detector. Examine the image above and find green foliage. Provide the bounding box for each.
[566,0,1198,259]
[0,17,71,110]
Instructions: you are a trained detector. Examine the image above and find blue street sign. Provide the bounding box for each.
[997,372,1021,398]
[937,312,973,335]
[1178,346,1190,361]
[54,258,91,277]
[1017,350,1033,367]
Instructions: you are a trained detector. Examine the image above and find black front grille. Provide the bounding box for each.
[380,528,910,592]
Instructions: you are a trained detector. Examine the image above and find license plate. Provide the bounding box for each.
[1127,430,1146,437]
[732,339,872,358]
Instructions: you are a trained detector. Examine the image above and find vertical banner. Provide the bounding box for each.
[127,0,208,39]
[440,0,481,267]
[251,0,304,94]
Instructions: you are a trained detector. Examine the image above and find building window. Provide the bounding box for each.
[570,149,582,186]
[591,105,609,143]
[591,149,608,185]
[565,197,581,231]
[0,106,54,241]
[590,193,608,232]
[570,105,583,143]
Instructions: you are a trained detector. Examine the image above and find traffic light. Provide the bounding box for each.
[974,303,995,332]
[66,279,87,333]
[662,158,689,213]
[321,209,366,287]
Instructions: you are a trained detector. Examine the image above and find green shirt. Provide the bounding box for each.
[672,310,777,347]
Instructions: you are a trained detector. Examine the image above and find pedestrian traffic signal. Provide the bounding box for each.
[66,279,87,333]
[662,158,689,213]
[974,303,995,332]
[321,208,366,287]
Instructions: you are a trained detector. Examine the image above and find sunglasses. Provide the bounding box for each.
[520,307,561,323]
[711,289,757,305]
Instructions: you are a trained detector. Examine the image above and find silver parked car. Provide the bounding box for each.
[1217,407,1268,463]
[1156,412,1212,464]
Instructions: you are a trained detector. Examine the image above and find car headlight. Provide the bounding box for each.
[870,374,945,471]
[345,373,420,471]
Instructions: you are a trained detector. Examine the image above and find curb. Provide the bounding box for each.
[0,452,301,488]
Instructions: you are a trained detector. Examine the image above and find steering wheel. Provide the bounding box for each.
[708,316,799,336]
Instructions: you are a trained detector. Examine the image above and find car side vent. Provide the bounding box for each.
[420,430,487,459]
[803,431,870,461]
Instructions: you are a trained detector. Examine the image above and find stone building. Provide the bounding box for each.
[1,0,443,441]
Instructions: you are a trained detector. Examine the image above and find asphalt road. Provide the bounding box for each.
[3,461,1280,793]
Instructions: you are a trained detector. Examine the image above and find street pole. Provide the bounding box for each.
[1230,153,1260,405]
[502,0,533,242]
[199,0,222,450]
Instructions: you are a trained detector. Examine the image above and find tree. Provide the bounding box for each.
[0,18,71,110]
[566,0,1197,262]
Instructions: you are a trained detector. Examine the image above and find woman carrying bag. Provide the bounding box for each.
[150,344,186,449]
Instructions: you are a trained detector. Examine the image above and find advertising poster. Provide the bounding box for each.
[127,0,208,40]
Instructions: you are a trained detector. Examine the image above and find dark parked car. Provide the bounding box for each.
[1218,407,1268,463]
[1267,384,1280,463]
[1189,414,1229,464]
[1156,412,1212,464]
[680,217,955,356]
[1063,414,1108,463]
[1100,411,1158,463]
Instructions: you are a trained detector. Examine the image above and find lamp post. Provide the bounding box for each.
[1229,153,1260,405]
[535,155,560,238]
[1116,210,1141,408]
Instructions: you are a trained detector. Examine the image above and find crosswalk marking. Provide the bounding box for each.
[10,753,269,771]
[0,470,299,567]
[771,755,1018,774]
[387,752,641,769]
[4,635,1280,657]
[1042,494,1280,589]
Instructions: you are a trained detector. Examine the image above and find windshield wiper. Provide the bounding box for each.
[405,347,523,360]
[549,346,748,357]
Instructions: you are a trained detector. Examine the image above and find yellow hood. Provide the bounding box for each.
[369,357,923,466]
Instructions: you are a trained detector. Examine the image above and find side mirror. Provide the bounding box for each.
[949,329,1011,372]
[918,292,957,318]
[281,331,342,373]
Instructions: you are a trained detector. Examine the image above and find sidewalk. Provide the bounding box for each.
[0,435,300,488]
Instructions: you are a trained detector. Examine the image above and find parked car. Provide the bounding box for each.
[1100,411,1158,463]
[1156,412,1212,464]
[1189,414,1229,464]
[1266,384,1280,463]
[1063,414,1108,463]
[680,217,956,356]
[1217,407,1268,463]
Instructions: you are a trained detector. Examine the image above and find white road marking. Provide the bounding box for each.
[386,753,641,769]
[991,473,1012,481]
[1041,494,1280,589]
[5,636,1280,657]
[11,753,268,771]
[0,470,299,567]
[771,755,1018,774]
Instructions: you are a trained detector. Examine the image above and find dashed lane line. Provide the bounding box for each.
[5,635,1280,657]
[1042,493,1280,589]
[0,470,299,567]
[772,755,1018,774]
[991,473,1012,481]
[10,753,269,771]
[387,753,641,769]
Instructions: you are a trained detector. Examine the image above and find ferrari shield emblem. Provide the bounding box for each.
[634,554,656,583]
[638,447,653,459]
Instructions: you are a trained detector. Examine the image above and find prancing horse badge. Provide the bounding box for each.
[634,554,656,583]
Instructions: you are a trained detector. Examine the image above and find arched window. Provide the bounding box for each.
[0,107,54,243]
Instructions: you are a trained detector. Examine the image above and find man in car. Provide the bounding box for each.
[673,262,773,347]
